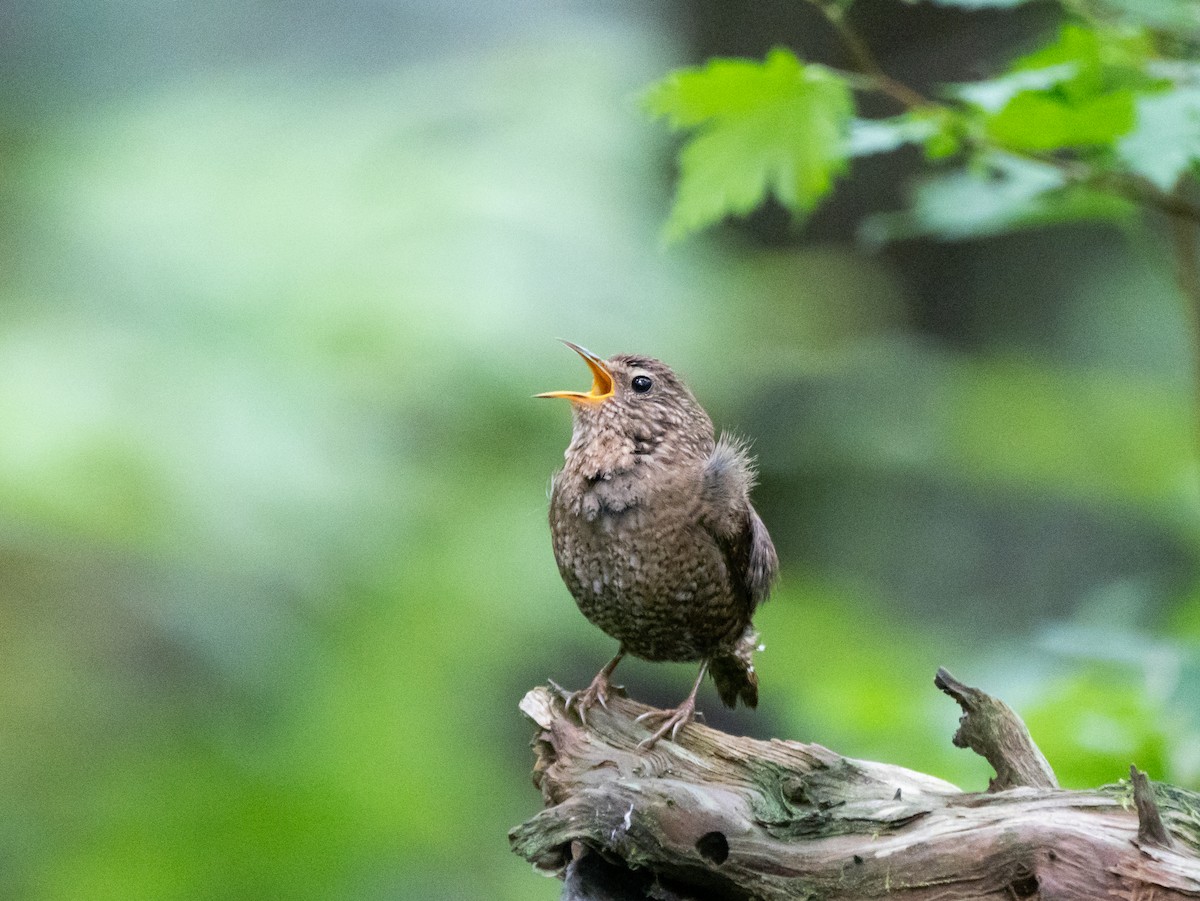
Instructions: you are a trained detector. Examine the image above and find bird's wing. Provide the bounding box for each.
[700,434,779,609]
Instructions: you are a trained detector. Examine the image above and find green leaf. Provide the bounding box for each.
[646,48,854,240]
[860,153,1135,244]
[967,24,1152,152]
[1014,23,1108,83]
[953,64,1079,114]
[1118,86,1200,191]
[1011,23,1154,99]
[648,49,804,128]
[986,88,1136,150]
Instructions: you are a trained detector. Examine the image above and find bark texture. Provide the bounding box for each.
[510,670,1200,900]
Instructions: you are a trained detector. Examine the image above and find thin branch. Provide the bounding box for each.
[1099,171,1200,226]
[805,0,930,110]
[1028,156,1200,223]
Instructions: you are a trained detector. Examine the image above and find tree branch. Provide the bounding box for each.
[1051,164,1200,226]
[511,671,1200,900]
[805,0,930,111]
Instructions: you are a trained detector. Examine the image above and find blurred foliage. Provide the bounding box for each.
[2,0,1200,899]
[649,4,1200,243]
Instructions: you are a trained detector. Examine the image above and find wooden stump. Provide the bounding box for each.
[509,669,1200,900]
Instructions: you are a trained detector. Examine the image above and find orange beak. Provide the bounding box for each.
[535,340,615,403]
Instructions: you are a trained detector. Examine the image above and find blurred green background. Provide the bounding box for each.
[4,1,1200,899]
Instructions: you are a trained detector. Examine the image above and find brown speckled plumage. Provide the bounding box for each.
[540,345,778,746]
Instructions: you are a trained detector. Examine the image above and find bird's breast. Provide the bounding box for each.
[549,468,744,661]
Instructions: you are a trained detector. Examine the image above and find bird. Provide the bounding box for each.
[537,340,778,748]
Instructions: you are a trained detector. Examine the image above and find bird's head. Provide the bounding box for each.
[537,341,714,467]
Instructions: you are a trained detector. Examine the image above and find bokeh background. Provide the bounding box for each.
[4,0,1200,898]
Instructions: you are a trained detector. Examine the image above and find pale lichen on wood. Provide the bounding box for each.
[510,670,1200,900]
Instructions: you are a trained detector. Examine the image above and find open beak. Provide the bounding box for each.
[535,340,615,403]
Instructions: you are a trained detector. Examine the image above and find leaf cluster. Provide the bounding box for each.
[647,0,1200,243]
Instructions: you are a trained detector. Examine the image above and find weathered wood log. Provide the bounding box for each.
[510,669,1200,900]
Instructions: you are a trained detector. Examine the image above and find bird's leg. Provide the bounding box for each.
[636,660,709,749]
[565,649,625,726]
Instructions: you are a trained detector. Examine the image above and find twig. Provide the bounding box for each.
[1070,166,1200,226]
[804,0,930,110]
[935,667,1058,792]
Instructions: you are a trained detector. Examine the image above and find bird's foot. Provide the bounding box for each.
[635,695,698,749]
[563,670,622,727]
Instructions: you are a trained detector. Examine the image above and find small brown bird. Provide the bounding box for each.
[538,341,778,747]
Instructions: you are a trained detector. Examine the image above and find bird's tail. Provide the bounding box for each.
[710,627,759,709]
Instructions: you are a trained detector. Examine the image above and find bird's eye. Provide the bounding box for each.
[631,375,652,394]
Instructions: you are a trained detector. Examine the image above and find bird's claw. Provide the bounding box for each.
[563,672,622,727]
[635,697,698,749]
[568,689,591,727]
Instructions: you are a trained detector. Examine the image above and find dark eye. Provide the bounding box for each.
[631,375,652,394]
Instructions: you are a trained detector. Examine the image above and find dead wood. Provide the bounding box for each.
[510,669,1200,900]
[934,667,1057,793]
